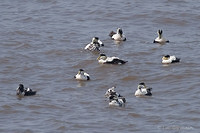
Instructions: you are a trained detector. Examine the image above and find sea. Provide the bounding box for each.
[0,0,200,133]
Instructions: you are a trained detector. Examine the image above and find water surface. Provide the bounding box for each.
[0,0,200,133]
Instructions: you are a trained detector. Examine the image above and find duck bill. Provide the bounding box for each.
[97,56,100,60]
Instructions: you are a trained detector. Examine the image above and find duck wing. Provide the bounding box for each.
[106,58,127,64]
[172,58,180,63]
[85,43,100,51]
[24,91,37,96]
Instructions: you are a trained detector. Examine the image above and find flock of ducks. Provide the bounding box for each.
[16,28,180,107]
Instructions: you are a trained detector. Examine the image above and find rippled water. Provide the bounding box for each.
[0,0,200,132]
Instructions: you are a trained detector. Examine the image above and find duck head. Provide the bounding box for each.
[137,82,146,90]
[16,84,25,95]
[157,29,163,39]
[117,28,123,37]
[97,53,107,60]
[162,55,170,60]
[92,37,104,47]
[78,69,85,74]
[105,86,116,97]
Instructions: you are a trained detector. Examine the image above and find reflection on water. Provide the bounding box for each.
[76,81,87,88]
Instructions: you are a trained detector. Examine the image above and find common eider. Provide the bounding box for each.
[74,69,90,81]
[109,28,126,41]
[135,82,152,96]
[16,84,37,96]
[162,55,180,64]
[108,95,125,107]
[84,37,104,52]
[97,53,127,65]
[105,86,126,107]
[153,29,169,44]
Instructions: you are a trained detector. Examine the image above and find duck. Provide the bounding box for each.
[16,84,37,96]
[108,95,125,107]
[135,82,152,96]
[84,37,104,52]
[105,86,126,107]
[153,29,169,44]
[109,28,126,41]
[74,69,90,81]
[97,53,127,64]
[162,55,180,64]
[105,86,120,98]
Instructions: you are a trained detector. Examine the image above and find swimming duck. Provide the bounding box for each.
[97,53,127,64]
[84,37,104,52]
[108,95,125,107]
[74,69,90,81]
[162,55,180,64]
[105,86,126,107]
[153,30,169,44]
[16,84,37,96]
[109,28,126,41]
[135,82,152,96]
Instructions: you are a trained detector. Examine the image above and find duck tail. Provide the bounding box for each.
[120,60,128,64]
[172,58,180,63]
[87,76,90,80]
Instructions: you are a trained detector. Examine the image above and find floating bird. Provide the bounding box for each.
[162,55,180,64]
[84,37,104,52]
[153,29,169,44]
[109,28,126,41]
[135,82,152,96]
[105,86,126,107]
[16,84,37,96]
[108,95,125,107]
[74,69,90,81]
[97,53,127,64]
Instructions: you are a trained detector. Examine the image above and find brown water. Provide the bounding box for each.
[0,0,200,132]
